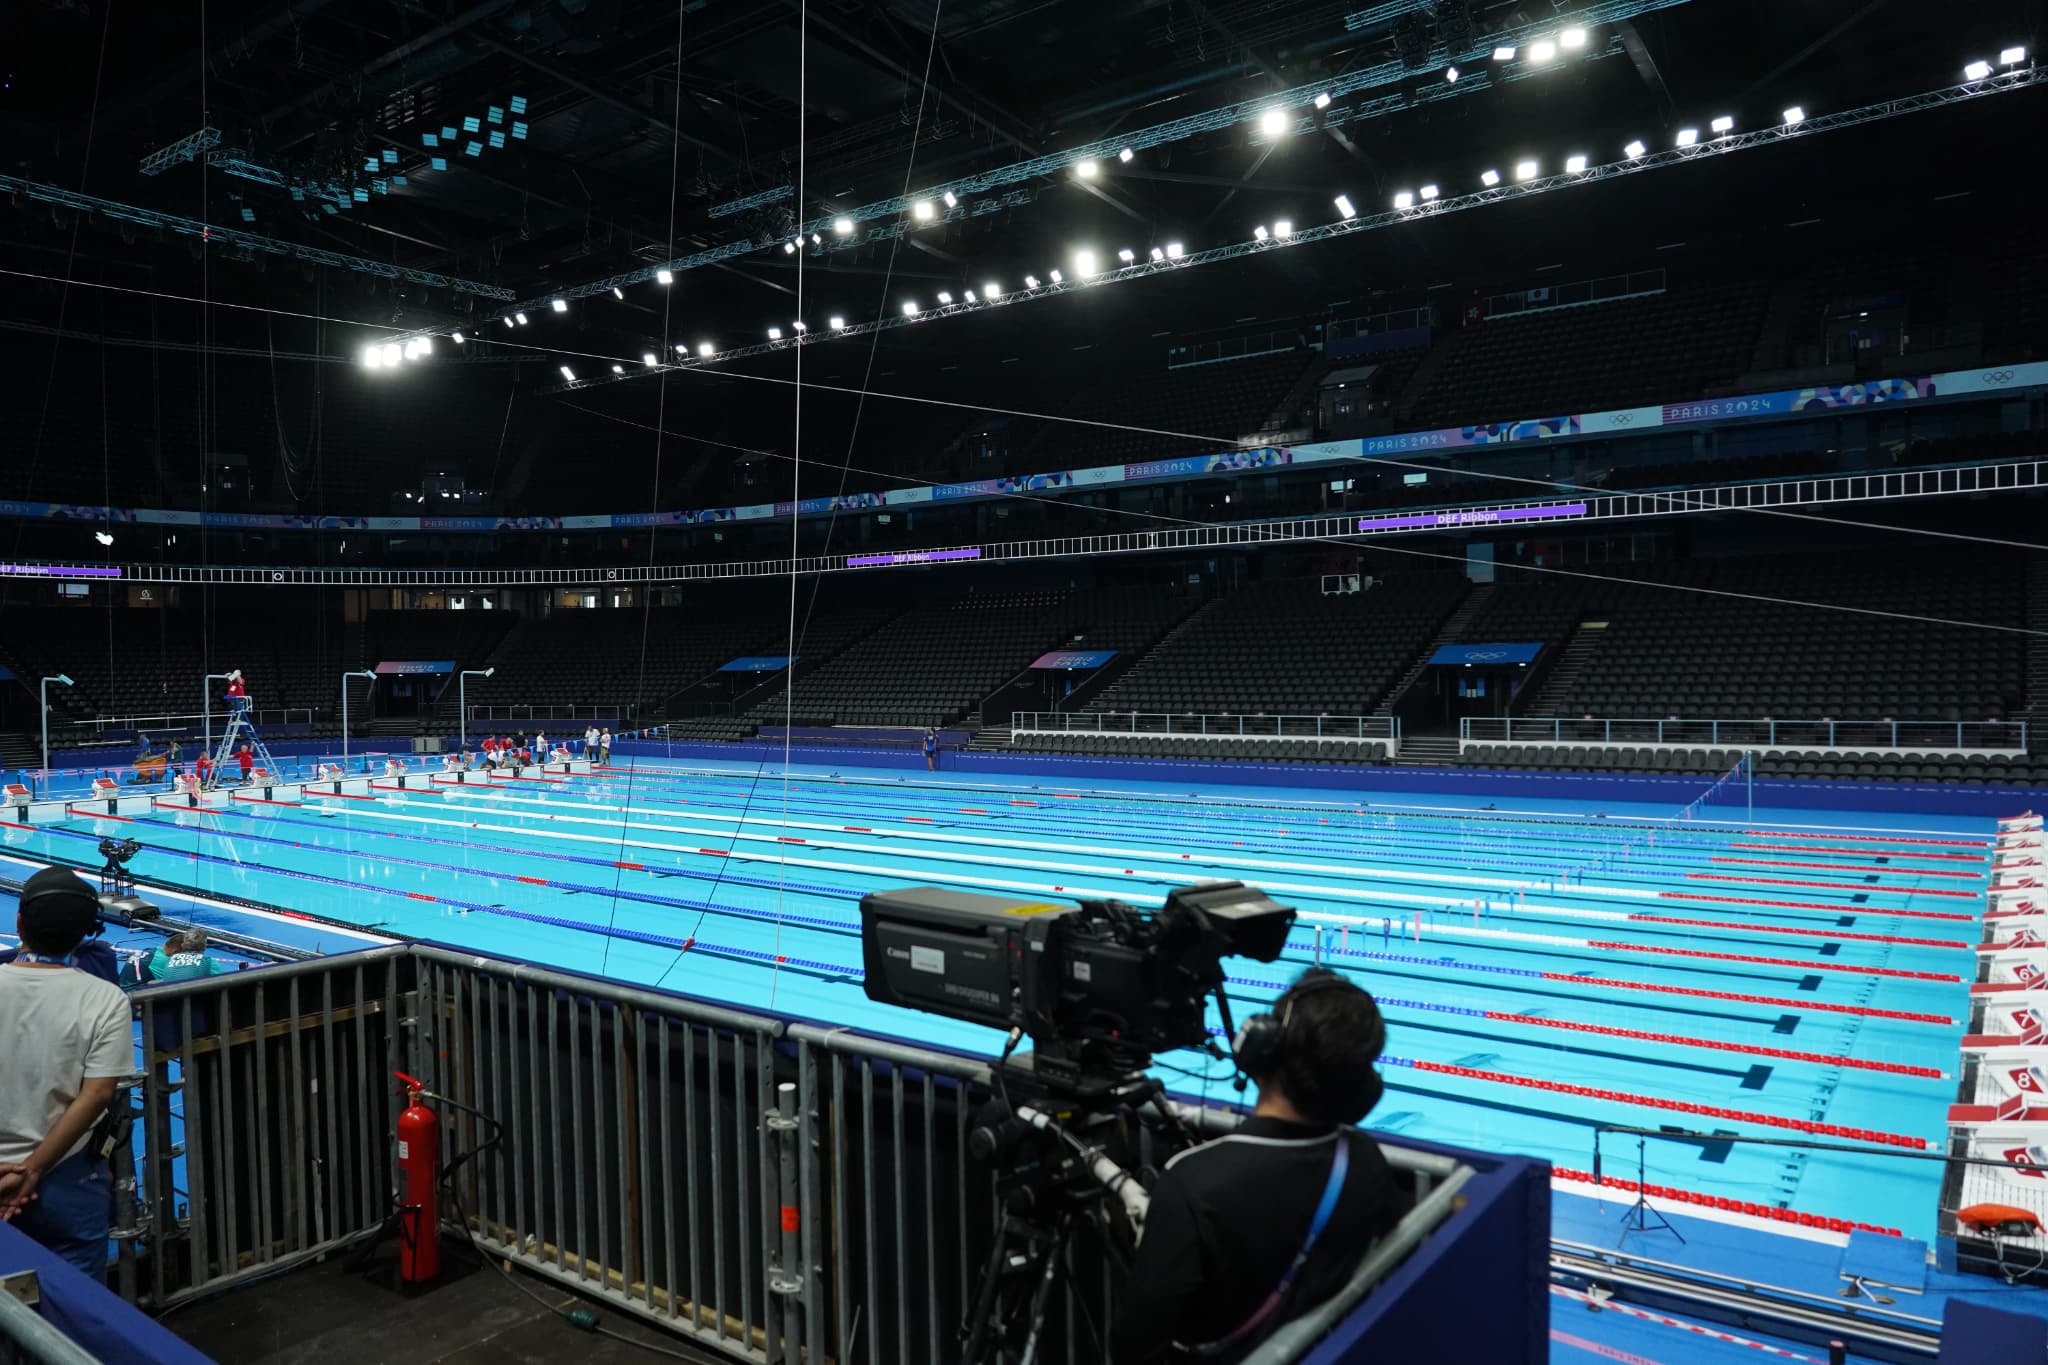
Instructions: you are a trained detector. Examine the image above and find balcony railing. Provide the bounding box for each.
[1014,711,1399,739]
[1459,715,2027,752]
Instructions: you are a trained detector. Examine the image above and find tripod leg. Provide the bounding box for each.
[962,1217,1027,1365]
[1014,1214,1074,1365]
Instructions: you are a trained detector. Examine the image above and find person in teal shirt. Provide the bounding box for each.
[146,930,227,985]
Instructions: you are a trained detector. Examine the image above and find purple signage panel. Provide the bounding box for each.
[0,563,123,579]
[1355,501,1588,533]
[846,547,984,567]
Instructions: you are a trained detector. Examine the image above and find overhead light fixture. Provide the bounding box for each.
[1445,66,1459,83]
[1418,184,1438,201]
[832,217,854,235]
[1710,115,1734,134]
[982,281,1001,298]
[942,191,958,208]
[362,345,382,368]
[612,286,624,299]
[656,268,673,284]
[1334,194,1356,218]
[550,298,567,312]
[1561,27,1587,49]
[793,321,807,332]
[95,531,114,547]
[1480,168,1501,186]
[1493,45,1516,60]
[1271,219,1292,238]
[382,343,402,364]
[698,342,714,357]
[403,338,421,359]
[783,240,797,254]
[676,343,689,355]
[1623,139,1646,158]
[962,290,977,302]
[1075,159,1099,178]
[912,200,935,221]
[1024,274,1040,289]
[1564,154,1587,174]
[903,301,919,315]
[1118,146,1135,162]
[1258,107,1289,137]
[1514,159,1538,181]
[1964,60,1993,81]
[642,352,657,366]
[1393,190,1414,209]
[1049,268,1064,283]
[936,291,953,304]
[1118,247,1137,264]
[1254,224,1270,240]
[1675,127,1698,146]
[2001,47,2027,65]
[501,316,514,329]
[1781,106,1805,125]
[451,331,465,343]
[1149,246,1165,262]
[1313,92,1331,109]
[1073,249,1098,276]
[611,363,623,374]
[768,326,782,340]
[514,312,528,325]
[559,365,576,382]
[830,315,847,330]
[1529,39,1556,62]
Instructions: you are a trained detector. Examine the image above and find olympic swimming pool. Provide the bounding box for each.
[0,756,1988,1243]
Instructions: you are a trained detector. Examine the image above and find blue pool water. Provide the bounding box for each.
[1,757,1991,1241]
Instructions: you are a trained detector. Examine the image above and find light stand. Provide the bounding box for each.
[1615,1136,1683,1245]
[39,674,74,795]
[202,672,232,763]
[342,670,378,768]
[459,668,494,751]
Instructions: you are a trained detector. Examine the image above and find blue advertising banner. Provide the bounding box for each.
[718,656,796,672]
[1429,643,1544,666]
[1031,650,1118,670]
[374,659,457,675]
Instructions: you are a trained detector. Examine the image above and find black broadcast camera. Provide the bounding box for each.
[96,837,157,922]
[860,880,1295,1093]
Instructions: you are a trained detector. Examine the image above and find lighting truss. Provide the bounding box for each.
[385,0,1701,335]
[0,173,514,300]
[40,457,2048,587]
[138,128,222,176]
[542,65,2045,393]
[708,184,795,218]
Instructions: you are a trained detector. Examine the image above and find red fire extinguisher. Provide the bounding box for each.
[393,1071,443,1284]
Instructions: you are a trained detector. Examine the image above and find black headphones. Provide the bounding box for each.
[1233,971,1386,1121]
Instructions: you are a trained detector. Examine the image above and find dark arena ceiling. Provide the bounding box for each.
[1,0,2042,514]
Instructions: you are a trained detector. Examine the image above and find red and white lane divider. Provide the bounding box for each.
[1549,1287,1828,1363]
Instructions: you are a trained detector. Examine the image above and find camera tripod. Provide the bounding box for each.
[961,1202,1116,1365]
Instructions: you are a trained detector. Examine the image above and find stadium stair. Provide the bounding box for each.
[0,732,39,772]
[1374,584,1489,717]
[1389,331,1459,423]
[1393,735,1460,767]
[968,724,1012,751]
[1526,620,1609,715]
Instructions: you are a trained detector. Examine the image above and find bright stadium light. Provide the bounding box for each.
[362,344,382,368]
[611,363,623,373]
[1393,190,1414,209]
[1782,105,1805,125]
[768,326,782,340]
[1561,27,1587,49]
[1118,247,1137,263]
[962,290,977,303]
[656,268,673,283]
[1675,127,1699,146]
[1445,65,1459,83]
[550,297,567,312]
[1624,139,1646,158]
[697,342,714,357]
[1258,107,1289,136]
[1493,45,1516,60]
[1073,249,1099,276]
[936,291,953,304]
[943,191,958,208]
[903,301,919,315]
[1313,92,1331,109]
[1272,219,1293,238]
[1480,168,1501,186]
[982,281,1001,298]
[1964,60,1993,81]
[1334,194,1356,218]
[642,352,657,366]
[95,531,114,546]
[1049,268,1064,283]
[514,312,529,325]
[833,217,854,235]
[1024,274,1040,289]
[1514,159,1538,181]
[451,331,465,343]
[611,286,624,299]
[783,240,797,254]
[500,316,514,329]
[1165,242,1183,259]
[1254,225,1270,240]
[676,343,689,355]
[1529,39,1556,62]
[1118,146,1135,161]
[830,315,846,330]
[1075,159,1099,178]
[559,365,576,382]
[2001,47,2027,65]
[1565,154,1588,174]
[793,321,808,332]
[1150,246,1165,262]
[811,233,822,245]
[912,200,935,221]
[1419,184,1439,201]
[1711,115,1734,134]
[382,343,401,364]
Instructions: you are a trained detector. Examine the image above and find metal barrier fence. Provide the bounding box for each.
[466,704,625,722]
[65,708,315,735]
[1460,715,2028,752]
[123,944,1477,1362]
[1014,711,1400,740]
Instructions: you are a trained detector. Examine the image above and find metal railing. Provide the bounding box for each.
[466,704,625,722]
[1014,711,1400,739]
[122,944,1480,1362]
[1460,715,2028,752]
[63,707,315,735]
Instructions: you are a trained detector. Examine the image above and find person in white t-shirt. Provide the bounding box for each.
[0,865,133,1282]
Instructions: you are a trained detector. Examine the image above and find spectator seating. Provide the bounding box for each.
[1455,744,2048,786]
[1086,576,1469,717]
[1016,350,1314,467]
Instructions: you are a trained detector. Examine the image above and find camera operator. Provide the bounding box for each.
[1111,970,1406,1364]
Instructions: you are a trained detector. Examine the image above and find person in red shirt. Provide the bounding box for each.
[196,751,212,787]
[224,670,248,711]
[235,744,254,783]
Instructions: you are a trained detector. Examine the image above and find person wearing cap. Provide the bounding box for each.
[0,865,134,1281]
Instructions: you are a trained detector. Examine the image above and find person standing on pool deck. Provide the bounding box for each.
[0,865,133,1282]
[598,729,612,765]
[235,743,254,784]
[923,727,938,771]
